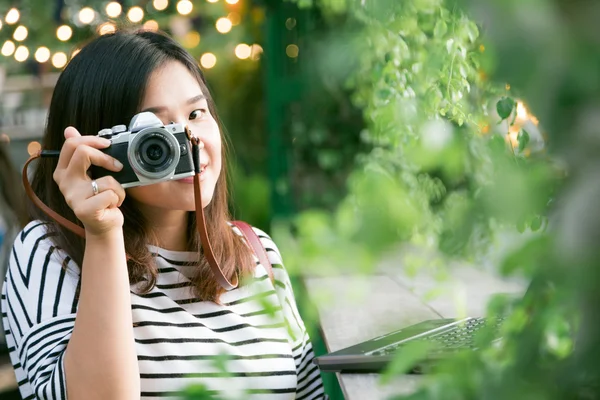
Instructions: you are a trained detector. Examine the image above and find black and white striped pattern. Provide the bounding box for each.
[1,221,325,399]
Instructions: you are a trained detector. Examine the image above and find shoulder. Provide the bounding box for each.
[7,220,78,290]
[229,221,283,266]
[12,220,56,257]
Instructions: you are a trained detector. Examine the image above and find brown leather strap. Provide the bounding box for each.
[23,152,86,238]
[231,220,274,283]
[191,136,238,290]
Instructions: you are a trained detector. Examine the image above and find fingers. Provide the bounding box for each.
[92,176,126,207]
[56,129,112,171]
[67,145,123,177]
[61,175,125,211]
[73,190,120,218]
[64,126,81,140]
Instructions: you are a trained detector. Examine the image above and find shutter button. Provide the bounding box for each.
[111,125,127,135]
[98,128,113,138]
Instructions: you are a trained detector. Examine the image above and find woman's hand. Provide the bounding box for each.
[53,127,126,236]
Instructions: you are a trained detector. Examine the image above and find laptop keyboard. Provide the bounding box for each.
[368,317,500,356]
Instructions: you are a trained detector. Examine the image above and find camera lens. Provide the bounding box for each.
[138,136,171,171]
[143,140,166,165]
[130,130,180,179]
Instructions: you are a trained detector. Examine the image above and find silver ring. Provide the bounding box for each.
[91,180,99,196]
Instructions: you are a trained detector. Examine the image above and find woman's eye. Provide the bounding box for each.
[189,109,207,120]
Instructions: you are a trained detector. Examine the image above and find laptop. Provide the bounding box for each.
[313,317,503,373]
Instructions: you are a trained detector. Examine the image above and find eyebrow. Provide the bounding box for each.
[141,94,206,114]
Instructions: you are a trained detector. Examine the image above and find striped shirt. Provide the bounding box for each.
[1,220,325,400]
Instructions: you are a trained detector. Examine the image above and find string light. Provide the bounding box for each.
[207,0,219,3]
[286,44,299,58]
[143,20,159,31]
[226,0,239,4]
[1,40,15,56]
[0,21,3,30]
[57,25,73,41]
[98,22,116,35]
[177,0,193,15]
[78,7,95,24]
[153,0,169,11]
[215,18,232,33]
[200,53,216,69]
[27,141,41,156]
[5,8,19,25]
[106,2,122,18]
[34,46,50,63]
[235,43,251,59]
[52,52,68,68]
[13,25,27,41]
[127,7,144,23]
[14,45,28,62]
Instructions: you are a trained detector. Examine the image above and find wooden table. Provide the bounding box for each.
[303,254,525,399]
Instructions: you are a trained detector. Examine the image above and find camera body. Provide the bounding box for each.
[90,112,194,188]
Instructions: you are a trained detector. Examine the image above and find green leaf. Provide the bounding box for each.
[530,215,542,231]
[496,97,515,120]
[434,20,448,38]
[518,129,530,152]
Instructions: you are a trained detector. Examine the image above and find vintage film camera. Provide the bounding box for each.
[90,112,195,188]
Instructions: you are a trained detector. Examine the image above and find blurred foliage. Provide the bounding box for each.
[279,0,560,273]
[275,0,600,398]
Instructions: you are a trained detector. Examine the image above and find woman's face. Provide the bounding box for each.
[126,60,222,211]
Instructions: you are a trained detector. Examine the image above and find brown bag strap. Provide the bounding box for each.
[231,220,274,283]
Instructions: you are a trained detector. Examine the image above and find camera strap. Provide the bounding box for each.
[23,152,86,238]
[22,136,240,291]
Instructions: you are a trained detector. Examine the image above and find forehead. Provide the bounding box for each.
[141,61,204,106]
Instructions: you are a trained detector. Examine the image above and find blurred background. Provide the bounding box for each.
[1,0,599,399]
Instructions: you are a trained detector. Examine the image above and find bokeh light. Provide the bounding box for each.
[14,45,28,62]
[153,0,169,11]
[177,0,193,15]
[200,53,217,69]
[5,8,19,25]
[286,44,299,58]
[52,52,68,68]
[143,20,159,31]
[78,7,95,24]
[216,18,232,34]
[98,22,116,35]
[106,2,122,18]
[127,7,144,23]
[34,46,50,63]
[235,43,251,59]
[1,40,15,56]
[12,25,27,41]
[57,25,73,41]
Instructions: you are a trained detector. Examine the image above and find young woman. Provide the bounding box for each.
[1,31,325,400]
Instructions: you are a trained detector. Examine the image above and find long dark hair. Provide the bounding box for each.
[30,30,253,301]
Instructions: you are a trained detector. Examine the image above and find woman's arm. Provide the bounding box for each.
[64,229,139,400]
[52,127,137,399]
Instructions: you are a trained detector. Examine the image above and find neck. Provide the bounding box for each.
[138,205,190,251]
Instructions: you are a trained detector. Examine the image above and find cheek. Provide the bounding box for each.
[126,185,158,204]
